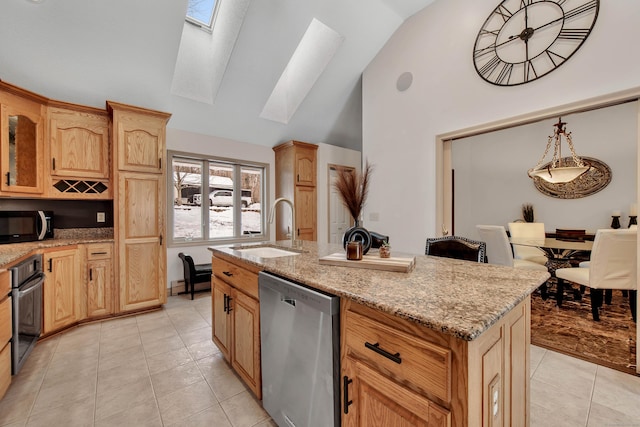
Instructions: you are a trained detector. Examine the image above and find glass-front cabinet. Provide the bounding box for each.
[0,83,46,195]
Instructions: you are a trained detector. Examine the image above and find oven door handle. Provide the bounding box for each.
[17,273,45,297]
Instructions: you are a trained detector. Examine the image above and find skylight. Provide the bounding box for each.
[260,18,344,124]
[186,0,218,29]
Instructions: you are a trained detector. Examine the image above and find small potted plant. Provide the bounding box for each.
[379,239,391,258]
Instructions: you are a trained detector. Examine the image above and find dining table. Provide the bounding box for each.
[510,237,594,305]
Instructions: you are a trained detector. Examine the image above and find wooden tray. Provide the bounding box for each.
[319,252,416,273]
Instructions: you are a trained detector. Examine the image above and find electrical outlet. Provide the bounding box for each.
[97,212,106,223]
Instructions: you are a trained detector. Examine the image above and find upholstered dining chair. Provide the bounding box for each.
[508,222,548,266]
[476,225,549,272]
[178,253,213,300]
[425,235,487,263]
[555,229,637,322]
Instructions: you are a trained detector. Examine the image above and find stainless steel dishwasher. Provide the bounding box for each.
[259,271,340,427]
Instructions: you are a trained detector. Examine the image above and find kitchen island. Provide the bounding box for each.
[209,241,550,427]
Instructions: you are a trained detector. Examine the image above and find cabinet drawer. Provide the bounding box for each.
[0,270,9,298]
[212,257,259,300]
[0,296,11,346]
[344,309,452,403]
[0,340,10,399]
[86,243,112,260]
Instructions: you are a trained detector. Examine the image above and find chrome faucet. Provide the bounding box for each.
[269,197,296,245]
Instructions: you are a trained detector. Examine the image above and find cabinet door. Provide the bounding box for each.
[0,89,45,195]
[295,145,316,187]
[113,111,166,173]
[295,185,317,241]
[118,173,166,312]
[231,290,261,399]
[343,357,450,427]
[50,108,109,179]
[212,277,231,361]
[43,248,79,334]
[87,258,112,318]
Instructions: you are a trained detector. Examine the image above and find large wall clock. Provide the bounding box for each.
[473,0,599,86]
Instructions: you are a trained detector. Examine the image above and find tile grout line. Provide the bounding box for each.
[135,311,165,427]
[584,365,600,427]
[25,336,60,425]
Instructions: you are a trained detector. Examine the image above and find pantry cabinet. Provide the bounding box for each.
[211,255,262,399]
[0,81,46,196]
[43,247,80,335]
[273,140,318,241]
[108,101,170,313]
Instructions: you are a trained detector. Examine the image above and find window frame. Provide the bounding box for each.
[168,150,269,247]
[185,0,221,32]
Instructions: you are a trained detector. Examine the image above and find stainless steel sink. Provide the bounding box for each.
[234,245,302,258]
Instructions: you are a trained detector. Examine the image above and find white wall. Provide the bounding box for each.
[165,128,361,285]
[452,102,638,239]
[362,0,640,255]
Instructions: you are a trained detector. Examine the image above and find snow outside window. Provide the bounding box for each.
[170,152,266,245]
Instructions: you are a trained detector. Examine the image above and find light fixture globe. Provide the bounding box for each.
[528,165,590,183]
[528,118,588,184]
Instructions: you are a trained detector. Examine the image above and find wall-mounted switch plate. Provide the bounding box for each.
[97,212,106,223]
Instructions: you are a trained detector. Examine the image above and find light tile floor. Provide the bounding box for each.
[1,292,639,426]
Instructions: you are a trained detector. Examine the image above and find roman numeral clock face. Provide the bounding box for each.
[473,0,599,86]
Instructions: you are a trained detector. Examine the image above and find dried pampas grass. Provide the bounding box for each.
[334,161,373,222]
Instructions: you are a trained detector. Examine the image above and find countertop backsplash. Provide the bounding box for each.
[53,227,114,240]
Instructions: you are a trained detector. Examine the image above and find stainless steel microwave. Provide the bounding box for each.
[0,211,53,244]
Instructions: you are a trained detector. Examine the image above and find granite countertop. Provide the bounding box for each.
[209,240,550,341]
[0,228,114,269]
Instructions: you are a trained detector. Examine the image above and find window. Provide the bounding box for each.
[169,151,266,245]
[186,0,219,30]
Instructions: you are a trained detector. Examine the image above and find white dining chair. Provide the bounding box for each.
[508,222,548,266]
[477,225,549,271]
[555,229,637,322]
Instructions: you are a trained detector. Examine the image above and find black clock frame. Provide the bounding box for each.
[473,0,600,86]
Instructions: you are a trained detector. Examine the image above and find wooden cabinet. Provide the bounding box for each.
[108,102,170,313]
[48,104,111,199]
[0,81,46,196]
[0,270,10,399]
[341,297,531,427]
[116,173,165,312]
[273,140,318,241]
[109,101,166,174]
[212,277,232,360]
[84,243,113,318]
[344,358,449,427]
[211,255,262,399]
[43,247,80,335]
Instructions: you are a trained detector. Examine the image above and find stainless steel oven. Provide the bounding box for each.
[10,253,44,375]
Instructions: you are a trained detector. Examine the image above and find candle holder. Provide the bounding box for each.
[629,216,637,228]
[611,215,621,229]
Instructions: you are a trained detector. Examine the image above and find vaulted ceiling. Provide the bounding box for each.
[0,0,435,151]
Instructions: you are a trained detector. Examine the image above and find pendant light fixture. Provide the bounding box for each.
[528,118,590,184]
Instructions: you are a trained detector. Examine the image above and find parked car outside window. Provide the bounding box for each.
[192,190,252,207]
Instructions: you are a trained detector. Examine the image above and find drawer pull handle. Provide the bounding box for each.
[223,294,228,313]
[343,376,353,414]
[365,342,402,364]
[91,252,108,256]
[226,296,232,313]
[223,271,233,277]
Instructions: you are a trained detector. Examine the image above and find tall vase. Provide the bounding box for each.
[342,219,372,255]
